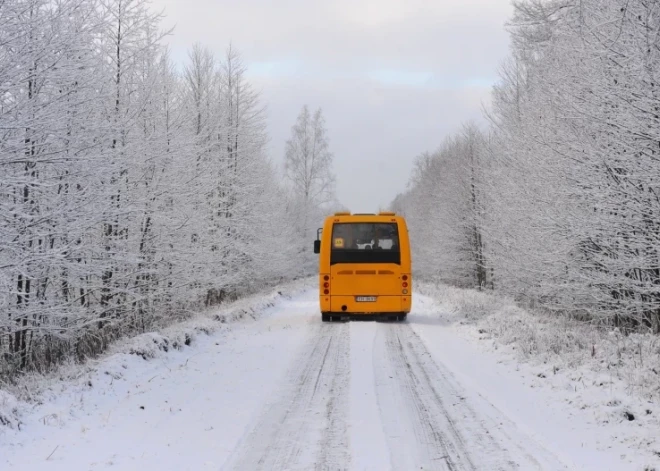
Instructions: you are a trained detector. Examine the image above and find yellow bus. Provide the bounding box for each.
[313,211,412,322]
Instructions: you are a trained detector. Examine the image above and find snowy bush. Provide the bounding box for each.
[0,390,20,430]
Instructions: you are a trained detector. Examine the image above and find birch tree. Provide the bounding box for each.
[284,105,335,272]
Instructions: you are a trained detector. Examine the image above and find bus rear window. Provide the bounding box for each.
[330,223,400,265]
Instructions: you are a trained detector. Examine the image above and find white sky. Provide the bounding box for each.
[151,0,514,212]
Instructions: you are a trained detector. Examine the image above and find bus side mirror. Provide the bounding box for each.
[313,240,321,254]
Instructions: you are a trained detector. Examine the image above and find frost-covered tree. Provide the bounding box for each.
[0,0,307,379]
[398,0,660,333]
[481,0,660,332]
[394,124,489,289]
[0,0,111,372]
[285,106,335,208]
[284,105,336,273]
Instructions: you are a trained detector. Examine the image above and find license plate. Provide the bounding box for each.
[356,296,377,302]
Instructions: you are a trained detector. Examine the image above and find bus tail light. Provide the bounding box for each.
[402,282,408,288]
[322,274,330,295]
[402,275,408,281]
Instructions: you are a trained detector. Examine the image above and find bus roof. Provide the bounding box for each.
[333,211,398,216]
[327,213,404,223]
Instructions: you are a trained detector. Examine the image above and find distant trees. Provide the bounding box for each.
[396,0,660,333]
[0,0,304,379]
[284,105,336,273]
[394,123,489,289]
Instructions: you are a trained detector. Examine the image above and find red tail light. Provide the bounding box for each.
[402,275,408,281]
[402,282,408,288]
[322,274,330,296]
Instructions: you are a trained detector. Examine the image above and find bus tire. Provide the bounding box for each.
[322,313,330,322]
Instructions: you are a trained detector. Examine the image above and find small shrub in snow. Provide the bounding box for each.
[0,390,20,430]
[126,334,172,360]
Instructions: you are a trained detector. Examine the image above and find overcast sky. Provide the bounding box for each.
[151,0,514,212]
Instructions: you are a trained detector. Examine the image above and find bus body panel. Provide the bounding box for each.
[317,213,412,317]
[329,263,402,296]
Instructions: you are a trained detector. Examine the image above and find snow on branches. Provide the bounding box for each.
[396,0,660,333]
[0,0,301,379]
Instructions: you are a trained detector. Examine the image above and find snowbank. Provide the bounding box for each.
[0,277,314,433]
[416,282,660,467]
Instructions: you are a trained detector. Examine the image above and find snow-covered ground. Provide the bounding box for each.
[416,282,660,470]
[1,284,659,470]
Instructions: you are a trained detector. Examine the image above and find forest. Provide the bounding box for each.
[0,0,335,379]
[4,0,660,383]
[393,0,660,334]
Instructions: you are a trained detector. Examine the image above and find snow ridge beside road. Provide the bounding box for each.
[0,278,314,436]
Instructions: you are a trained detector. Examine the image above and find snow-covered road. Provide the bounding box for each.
[224,317,566,471]
[1,288,649,470]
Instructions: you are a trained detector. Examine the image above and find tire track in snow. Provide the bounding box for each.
[221,322,350,471]
[375,324,475,470]
[315,324,351,471]
[376,323,566,470]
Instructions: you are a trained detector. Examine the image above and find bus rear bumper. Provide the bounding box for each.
[324,295,411,315]
[321,312,407,322]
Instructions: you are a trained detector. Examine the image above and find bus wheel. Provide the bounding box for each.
[322,314,330,322]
